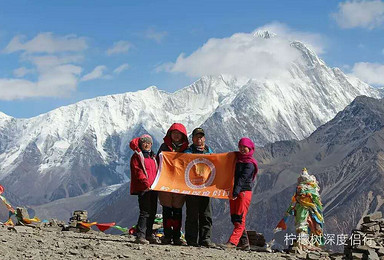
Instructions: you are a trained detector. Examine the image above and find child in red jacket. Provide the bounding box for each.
[225,137,258,250]
[130,134,159,244]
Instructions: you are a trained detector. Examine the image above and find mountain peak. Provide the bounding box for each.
[311,96,384,145]
[0,112,12,122]
[253,30,277,39]
[0,111,11,118]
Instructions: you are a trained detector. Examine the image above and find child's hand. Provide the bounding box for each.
[231,196,237,200]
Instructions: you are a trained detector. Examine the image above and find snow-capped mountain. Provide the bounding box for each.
[87,96,384,248]
[0,32,381,205]
[0,75,248,204]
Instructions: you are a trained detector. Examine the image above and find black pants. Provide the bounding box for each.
[136,190,158,239]
[185,195,212,245]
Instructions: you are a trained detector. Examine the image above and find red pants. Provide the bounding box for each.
[228,191,252,245]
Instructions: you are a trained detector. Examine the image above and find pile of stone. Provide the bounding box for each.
[14,207,41,228]
[64,210,91,233]
[344,211,384,260]
[15,207,30,225]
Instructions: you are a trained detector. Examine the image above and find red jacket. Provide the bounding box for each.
[129,137,158,195]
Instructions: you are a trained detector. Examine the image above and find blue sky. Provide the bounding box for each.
[0,0,383,118]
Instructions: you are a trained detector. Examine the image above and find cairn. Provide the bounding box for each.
[344,211,384,260]
[66,210,91,233]
[15,207,30,225]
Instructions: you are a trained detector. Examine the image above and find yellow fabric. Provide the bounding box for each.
[22,217,41,224]
[79,222,97,228]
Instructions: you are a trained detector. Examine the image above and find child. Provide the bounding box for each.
[157,123,189,245]
[225,137,258,250]
[130,134,160,244]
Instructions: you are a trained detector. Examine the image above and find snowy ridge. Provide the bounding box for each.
[0,75,245,173]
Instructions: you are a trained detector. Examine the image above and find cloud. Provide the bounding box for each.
[0,63,82,100]
[157,23,326,79]
[113,63,130,74]
[27,55,84,71]
[3,32,87,54]
[81,65,107,81]
[144,28,168,43]
[106,41,132,55]
[351,62,384,85]
[0,33,87,100]
[332,0,384,29]
[13,67,34,77]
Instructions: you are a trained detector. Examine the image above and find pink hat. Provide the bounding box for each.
[139,134,153,144]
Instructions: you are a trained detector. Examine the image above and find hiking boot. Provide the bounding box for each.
[187,241,199,247]
[222,242,236,249]
[146,235,161,244]
[161,236,172,245]
[173,238,187,246]
[200,240,216,248]
[135,237,149,245]
[237,243,250,251]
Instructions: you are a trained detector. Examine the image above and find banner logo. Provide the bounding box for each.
[185,158,216,189]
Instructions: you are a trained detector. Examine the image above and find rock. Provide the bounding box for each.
[306,252,321,259]
[246,231,266,247]
[329,252,344,259]
[329,256,343,260]
[355,245,370,253]
[362,222,380,228]
[289,246,303,254]
[362,224,380,233]
[69,249,79,255]
[367,249,380,260]
[351,252,364,259]
[250,245,272,252]
[363,212,383,223]
[81,244,94,250]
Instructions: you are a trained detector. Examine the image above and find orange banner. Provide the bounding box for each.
[151,151,236,199]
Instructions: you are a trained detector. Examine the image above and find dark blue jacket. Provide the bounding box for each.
[233,162,255,198]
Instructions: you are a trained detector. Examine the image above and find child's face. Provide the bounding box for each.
[171,130,183,143]
[141,142,152,151]
[238,145,250,155]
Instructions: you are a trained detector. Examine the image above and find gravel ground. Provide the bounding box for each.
[0,225,293,260]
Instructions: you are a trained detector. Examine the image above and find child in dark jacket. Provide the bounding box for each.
[130,134,160,245]
[225,137,258,250]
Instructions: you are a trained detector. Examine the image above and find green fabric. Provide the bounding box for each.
[112,225,128,232]
[295,204,309,225]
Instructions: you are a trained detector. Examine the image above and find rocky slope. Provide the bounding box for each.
[245,96,384,249]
